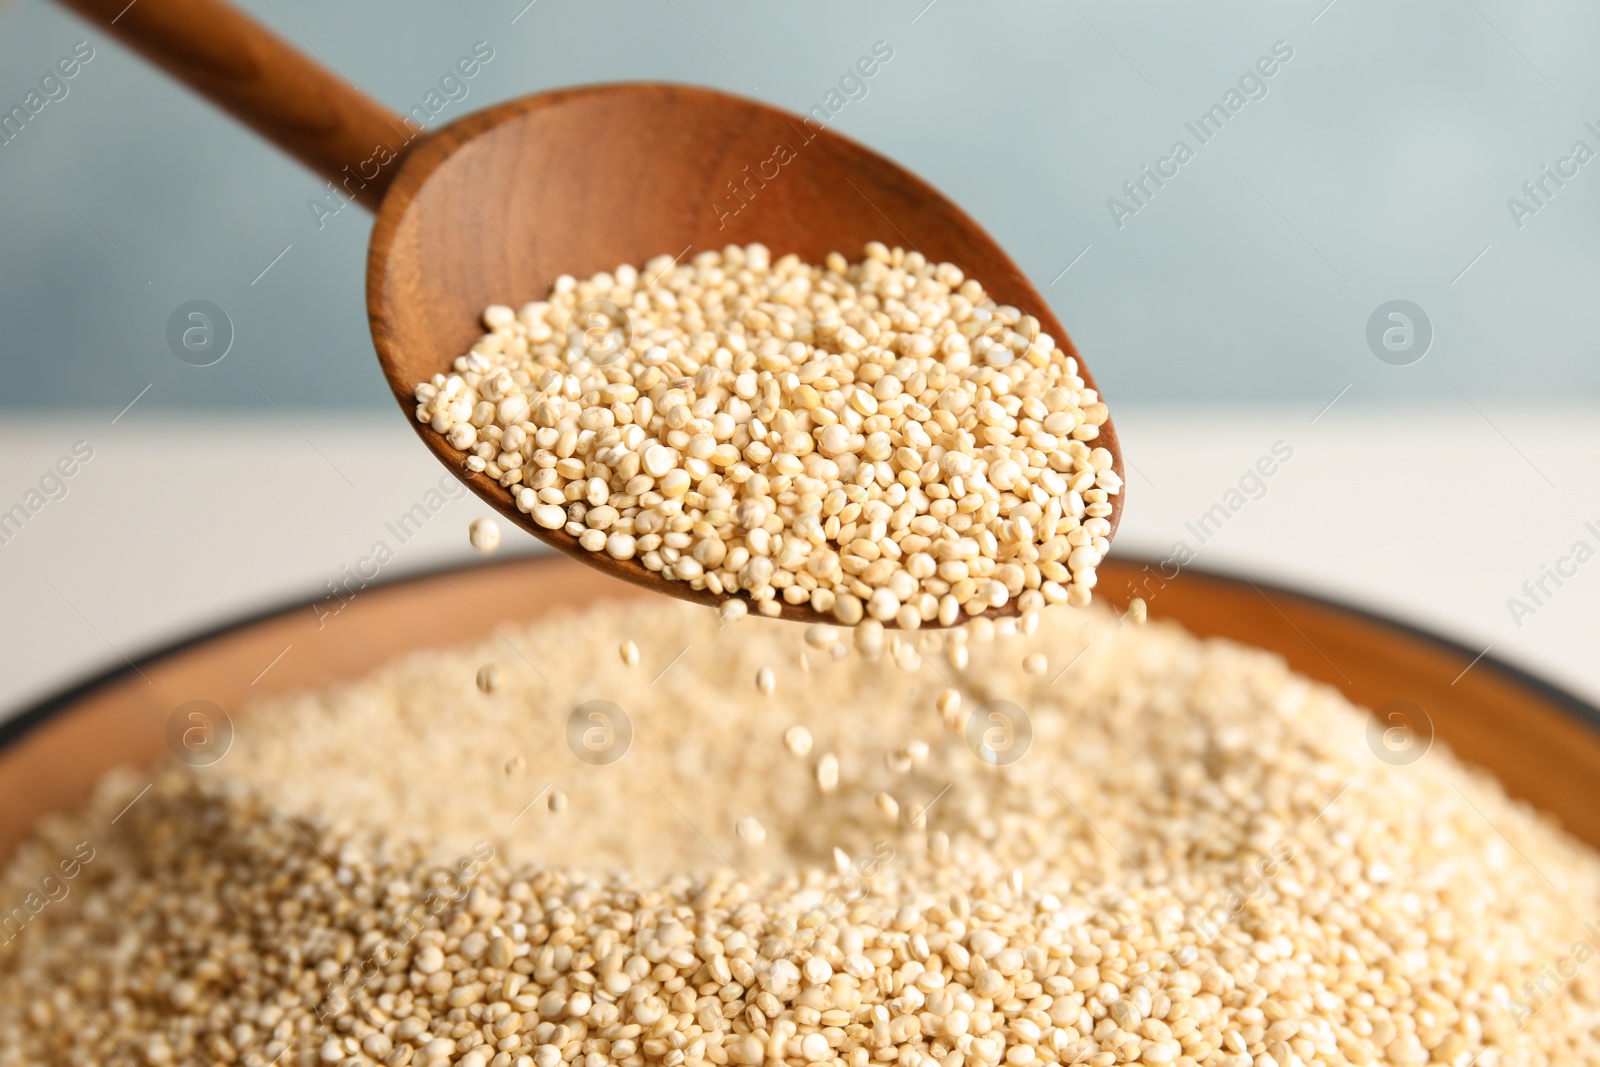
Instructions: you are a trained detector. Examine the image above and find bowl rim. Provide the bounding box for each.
[4,554,1597,754]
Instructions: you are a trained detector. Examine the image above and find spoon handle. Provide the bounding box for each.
[55,0,406,209]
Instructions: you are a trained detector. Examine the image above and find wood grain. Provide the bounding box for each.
[3,557,1597,866]
[366,83,1125,623]
[54,0,408,209]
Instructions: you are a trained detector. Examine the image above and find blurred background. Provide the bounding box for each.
[1,0,1596,717]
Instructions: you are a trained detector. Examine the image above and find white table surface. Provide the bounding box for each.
[1,406,1596,722]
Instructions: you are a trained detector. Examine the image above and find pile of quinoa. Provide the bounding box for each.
[412,244,1120,626]
[3,598,1599,1067]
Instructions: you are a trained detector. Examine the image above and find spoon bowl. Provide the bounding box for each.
[368,83,1124,621]
[55,0,1123,624]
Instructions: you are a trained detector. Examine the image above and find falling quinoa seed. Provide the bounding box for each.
[734,815,767,845]
[783,725,813,758]
[467,515,501,553]
[474,663,501,693]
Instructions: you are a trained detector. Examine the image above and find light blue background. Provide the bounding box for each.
[1,0,1596,411]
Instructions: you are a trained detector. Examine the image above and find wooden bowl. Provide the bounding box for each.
[3,556,1598,865]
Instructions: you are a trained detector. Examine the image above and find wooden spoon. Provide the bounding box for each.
[58,0,1125,625]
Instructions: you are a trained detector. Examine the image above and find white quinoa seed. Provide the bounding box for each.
[937,687,962,729]
[815,751,840,792]
[4,596,1598,1067]
[804,624,839,650]
[755,665,775,697]
[619,638,640,667]
[1128,595,1148,624]
[783,725,814,758]
[467,516,501,553]
[735,815,767,845]
[415,244,1120,627]
[475,663,501,693]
